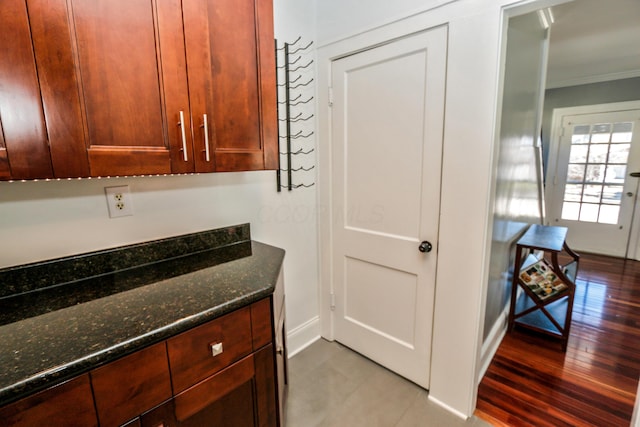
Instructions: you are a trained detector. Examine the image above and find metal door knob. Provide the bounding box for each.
[419,241,432,253]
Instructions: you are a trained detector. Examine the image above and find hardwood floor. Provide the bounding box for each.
[476,253,640,426]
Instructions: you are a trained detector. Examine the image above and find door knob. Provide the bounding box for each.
[418,241,432,253]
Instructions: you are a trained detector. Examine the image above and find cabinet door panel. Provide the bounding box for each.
[256,0,278,170]
[0,0,53,180]
[179,381,256,427]
[254,345,278,427]
[173,355,255,423]
[156,0,194,174]
[69,0,171,175]
[28,0,90,178]
[183,0,275,172]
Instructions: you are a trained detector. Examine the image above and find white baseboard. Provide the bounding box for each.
[478,303,510,382]
[428,395,469,420]
[632,377,640,427]
[286,315,321,358]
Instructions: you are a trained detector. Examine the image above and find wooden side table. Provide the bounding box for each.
[507,224,580,351]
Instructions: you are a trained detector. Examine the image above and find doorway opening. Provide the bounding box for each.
[545,102,640,258]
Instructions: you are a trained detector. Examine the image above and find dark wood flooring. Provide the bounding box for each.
[476,253,640,426]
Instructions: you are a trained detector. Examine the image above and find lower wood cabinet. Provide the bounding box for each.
[0,294,286,427]
[91,342,173,427]
[140,346,276,427]
[0,375,98,427]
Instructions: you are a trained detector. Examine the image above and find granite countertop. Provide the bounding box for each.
[0,224,285,406]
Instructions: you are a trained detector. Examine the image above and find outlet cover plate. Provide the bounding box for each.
[105,185,134,218]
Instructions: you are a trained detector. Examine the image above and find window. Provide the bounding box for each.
[561,122,633,224]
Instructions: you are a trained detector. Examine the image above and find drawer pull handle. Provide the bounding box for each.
[210,342,223,357]
[179,111,188,162]
[202,114,211,162]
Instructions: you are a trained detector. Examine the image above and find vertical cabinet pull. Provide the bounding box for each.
[179,111,188,162]
[203,114,210,162]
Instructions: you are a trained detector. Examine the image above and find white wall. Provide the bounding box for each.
[481,10,548,375]
[0,0,319,355]
[316,0,455,44]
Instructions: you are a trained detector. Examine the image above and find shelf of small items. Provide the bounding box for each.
[507,224,580,351]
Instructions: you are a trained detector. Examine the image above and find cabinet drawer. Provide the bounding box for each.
[0,374,97,427]
[167,306,253,393]
[91,342,172,427]
[251,297,273,350]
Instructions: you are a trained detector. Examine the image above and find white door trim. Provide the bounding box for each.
[545,100,640,259]
[316,0,576,418]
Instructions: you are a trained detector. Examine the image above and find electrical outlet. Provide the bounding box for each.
[105,185,134,218]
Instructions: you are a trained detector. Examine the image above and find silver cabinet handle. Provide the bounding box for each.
[179,111,188,162]
[210,342,223,357]
[203,114,210,162]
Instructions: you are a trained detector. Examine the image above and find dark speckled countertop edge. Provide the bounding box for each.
[0,240,285,407]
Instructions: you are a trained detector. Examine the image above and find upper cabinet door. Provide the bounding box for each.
[29,0,191,177]
[0,0,53,180]
[1,0,276,180]
[183,0,278,172]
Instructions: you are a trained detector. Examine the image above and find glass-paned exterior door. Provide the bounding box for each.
[561,121,633,224]
[548,108,640,257]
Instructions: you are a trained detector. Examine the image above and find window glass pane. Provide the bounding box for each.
[602,185,622,205]
[612,122,633,143]
[569,145,588,163]
[609,144,630,163]
[561,202,580,220]
[567,164,585,182]
[563,184,583,202]
[605,165,626,184]
[585,165,605,183]
[571,124,590,144]
[599,205,620,224]
[582,184,602,203]
[591,123,611,143]
[588,144,608,163]
[579,203,599,222]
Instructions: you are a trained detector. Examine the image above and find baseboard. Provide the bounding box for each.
[428,395,469,420]
[478,303,510,382]
[286,315,321,358]
[631,377,640,427]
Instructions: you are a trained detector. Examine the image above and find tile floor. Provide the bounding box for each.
[285,339,491,427]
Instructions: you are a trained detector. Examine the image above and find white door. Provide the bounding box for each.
[330,26,446,388]
[547,110,640,257]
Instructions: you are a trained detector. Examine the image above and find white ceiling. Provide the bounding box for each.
[546,0,640,88]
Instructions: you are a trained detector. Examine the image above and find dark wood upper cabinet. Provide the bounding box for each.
[0,0,54,180]
[0,0,276,180]
[29,0,183,177]
[27,0,90,178]
[182,0,278,172]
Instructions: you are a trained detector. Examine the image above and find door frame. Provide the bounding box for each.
[545,100,640,259]
[316,17,459,413]
[316,0,574,419]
